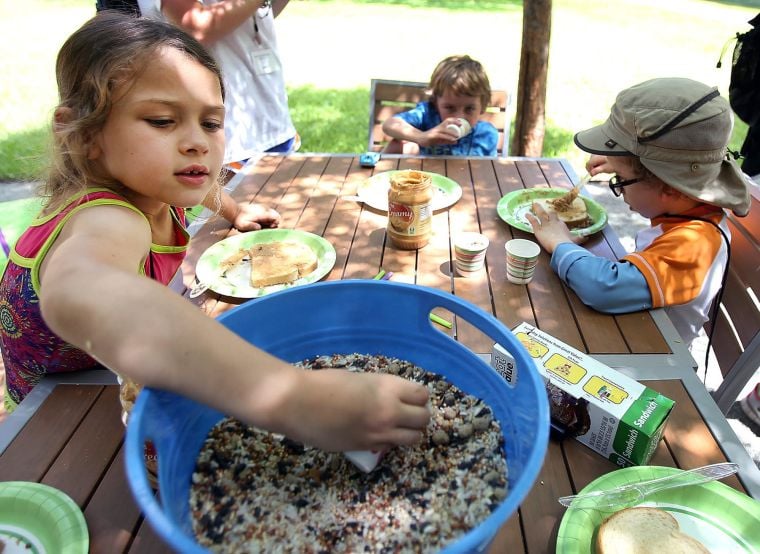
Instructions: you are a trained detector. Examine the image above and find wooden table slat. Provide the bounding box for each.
[128,518,174,554]
[322,159,371,281]
[85,446,144,554]
[0,384,102,481]
[493,158,528,196]
[228,153,283,203]
[275,156,327,229]
[295,156,351,237]
[651,380,745,492]
[514,160,551,188]
[488,510,526,554]
[343,194,386,280]
[256,156,304,213]
[538,160,574,190]
[568,294,631,354]
[445,160,496,351]
[42,385,124,505]
[615,311,672,354]
[516,441,572,553]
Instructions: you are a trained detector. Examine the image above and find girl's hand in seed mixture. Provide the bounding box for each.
[279,370,431,452]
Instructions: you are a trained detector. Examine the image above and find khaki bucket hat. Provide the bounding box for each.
[574,78,751,216]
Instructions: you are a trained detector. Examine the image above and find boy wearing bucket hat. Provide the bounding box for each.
[527,77,753,347]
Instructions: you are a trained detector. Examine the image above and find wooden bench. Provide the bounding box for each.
[367,78,511,156]
[709,182,760,413]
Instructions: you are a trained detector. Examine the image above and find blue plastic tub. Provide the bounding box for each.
[125,280,549,553]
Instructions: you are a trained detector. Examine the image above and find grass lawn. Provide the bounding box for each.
[0,196,44,254]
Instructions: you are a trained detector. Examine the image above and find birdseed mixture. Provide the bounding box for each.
[190,353,510,553]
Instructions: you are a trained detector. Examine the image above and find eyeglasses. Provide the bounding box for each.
[608,175,645,197]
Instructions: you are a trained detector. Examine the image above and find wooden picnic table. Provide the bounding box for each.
[1,153,759,553]
[183,154,688,364]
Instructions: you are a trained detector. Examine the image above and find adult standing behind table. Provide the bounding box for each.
[137,0,298,168]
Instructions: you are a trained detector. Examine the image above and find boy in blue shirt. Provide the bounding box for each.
[382,55,498,157]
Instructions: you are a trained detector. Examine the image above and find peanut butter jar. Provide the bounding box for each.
[387,170,434,250]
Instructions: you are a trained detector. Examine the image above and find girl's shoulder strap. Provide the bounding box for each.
[16,188,146,259]
[66,187,138,213]
[14,188,150,294]
[34,187,141,225]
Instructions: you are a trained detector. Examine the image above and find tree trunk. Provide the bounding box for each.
[511,0,552,157]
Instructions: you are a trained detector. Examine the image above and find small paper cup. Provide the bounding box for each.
[456,118,472,137]
[446,118,472,139]
[505,239,541,284]
[454,232,489,276]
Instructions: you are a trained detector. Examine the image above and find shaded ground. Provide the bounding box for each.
[0,181,36,201]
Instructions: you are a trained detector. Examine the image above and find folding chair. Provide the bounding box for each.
[367,78,511,156]
[708,185,760,413]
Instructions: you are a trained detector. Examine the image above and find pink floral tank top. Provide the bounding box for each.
[0,189,188,412]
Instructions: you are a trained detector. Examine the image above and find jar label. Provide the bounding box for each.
[389,201,413,224]
[389,201,431,236]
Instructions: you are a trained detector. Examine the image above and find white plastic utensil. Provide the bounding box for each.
[189,266,235,298]
[558,462,738,510]
[190,250,252,298]
[189,278,211,299]
[576,172,591,189]
[549,173,591,210]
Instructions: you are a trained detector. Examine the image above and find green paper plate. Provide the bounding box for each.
[357,170,462,212]
[556,466,760,553]
[195,229,336,298]
[497,188,607,237]
[0,481,88,554]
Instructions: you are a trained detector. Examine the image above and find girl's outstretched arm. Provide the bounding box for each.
[38,204,430,451]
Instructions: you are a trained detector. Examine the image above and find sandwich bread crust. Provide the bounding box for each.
[596,507,710,554]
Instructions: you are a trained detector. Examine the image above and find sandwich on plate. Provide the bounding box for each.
[596,506,710,554]
[533,189,592,230]
[249,240,318,287]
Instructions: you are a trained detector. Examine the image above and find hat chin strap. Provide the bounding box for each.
[638,89,720,144]
[663,212,730,374]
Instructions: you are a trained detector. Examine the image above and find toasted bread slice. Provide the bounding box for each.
[249,240,318,287]
[534,197,592,230]
[219,248,249,271]
[596,507,710,554]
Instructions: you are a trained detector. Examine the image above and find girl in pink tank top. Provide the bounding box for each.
[0,12,430,455]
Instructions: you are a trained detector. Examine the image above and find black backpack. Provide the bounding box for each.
[95,0,141,16]
[720,13,760,126]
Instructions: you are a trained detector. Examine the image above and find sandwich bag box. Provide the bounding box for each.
[491,322,674,467]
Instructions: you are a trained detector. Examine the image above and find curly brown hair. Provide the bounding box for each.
[428,55,491,114]
[43,11,225,209]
